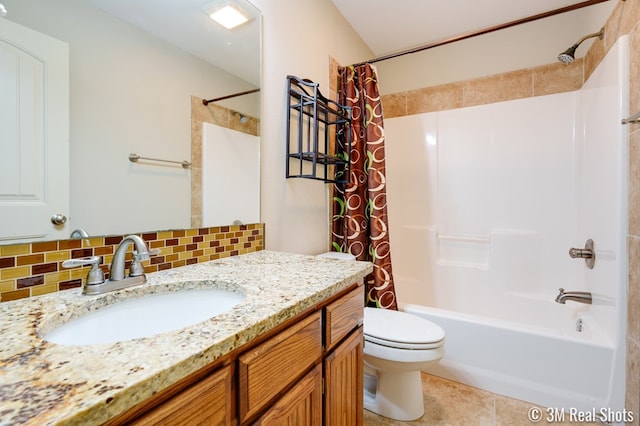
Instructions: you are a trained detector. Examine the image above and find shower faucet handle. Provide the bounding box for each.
[568,239,595,269]
[569,248,593,259]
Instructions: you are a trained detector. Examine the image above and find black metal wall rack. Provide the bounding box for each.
[286,75,352,184]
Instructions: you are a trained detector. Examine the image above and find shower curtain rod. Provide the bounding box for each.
[202,88,260,106]
[351,0,612,67]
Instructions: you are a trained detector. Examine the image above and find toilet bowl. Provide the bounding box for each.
[317,251,446,421]
[363,306,445,421]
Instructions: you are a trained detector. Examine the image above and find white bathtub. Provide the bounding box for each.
[384,36,630,417]
[404,303,624,413]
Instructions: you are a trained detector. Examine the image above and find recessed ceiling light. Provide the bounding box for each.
[203,1,250,30]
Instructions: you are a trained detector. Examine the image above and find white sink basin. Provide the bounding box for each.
[43,288,245,346]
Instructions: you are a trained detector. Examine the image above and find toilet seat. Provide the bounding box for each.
[365,334,444,350]
[364,307,445,350]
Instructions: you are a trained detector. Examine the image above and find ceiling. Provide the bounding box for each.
[77,0,616,89]
[86,0,261,86]
[330,0,615,57]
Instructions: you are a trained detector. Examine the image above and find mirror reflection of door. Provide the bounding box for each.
[0,18,69,243]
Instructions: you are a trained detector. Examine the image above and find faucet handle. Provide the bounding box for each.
[62,256,104,285]
[62,256,100,268]
[133,248,161,261]
[129,249,161,277]
[568,239,596,269]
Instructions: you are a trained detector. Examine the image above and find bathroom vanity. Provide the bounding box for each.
[0,251,372,425]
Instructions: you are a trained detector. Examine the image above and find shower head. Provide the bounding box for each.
[557,44,579,64]
[557,28,604,64]
[233,111,248,124]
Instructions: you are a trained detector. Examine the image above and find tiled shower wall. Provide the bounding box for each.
[346,0,639,420]
[1,99,262,304]
[0,224,264,303]
[624,0,640,422]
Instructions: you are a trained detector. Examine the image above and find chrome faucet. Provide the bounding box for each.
[62,235,158,295]
[69,228,90,239]
[109,235,156,281]
[555,288,592,305]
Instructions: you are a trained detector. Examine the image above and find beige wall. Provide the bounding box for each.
[250,0,373,254]
[375,2,616,94]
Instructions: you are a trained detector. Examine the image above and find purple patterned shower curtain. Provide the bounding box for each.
[331,63,398,310]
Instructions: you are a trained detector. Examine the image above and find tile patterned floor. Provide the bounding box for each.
[363,373,604,426]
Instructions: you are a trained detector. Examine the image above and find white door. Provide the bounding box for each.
[0,19,69,244]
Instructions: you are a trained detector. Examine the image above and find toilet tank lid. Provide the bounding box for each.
[317,252,356,261]
[364,307,445,345]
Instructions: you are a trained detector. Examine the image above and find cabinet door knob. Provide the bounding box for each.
[51,214,67,225]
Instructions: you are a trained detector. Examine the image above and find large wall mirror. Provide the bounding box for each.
[0,0,261,245]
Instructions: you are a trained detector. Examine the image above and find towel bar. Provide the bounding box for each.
[128,153,191,168]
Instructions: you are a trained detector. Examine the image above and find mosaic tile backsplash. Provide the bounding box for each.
[0,223,264,302]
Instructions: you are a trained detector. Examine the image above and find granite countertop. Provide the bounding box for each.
[0,250,372,425]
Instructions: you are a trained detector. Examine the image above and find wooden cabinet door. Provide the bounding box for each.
[131,366,232,426]
[238,311,322,422]
[253,364,322,426]
[324,326,364,426]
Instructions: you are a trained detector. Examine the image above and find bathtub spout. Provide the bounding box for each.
[555,288,592,304]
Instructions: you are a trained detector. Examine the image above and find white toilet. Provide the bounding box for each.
[317,252,446,421]
[363,306,445,420]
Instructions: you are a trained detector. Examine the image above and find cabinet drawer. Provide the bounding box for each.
[325,285,364,351]
[238,311,322,422]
